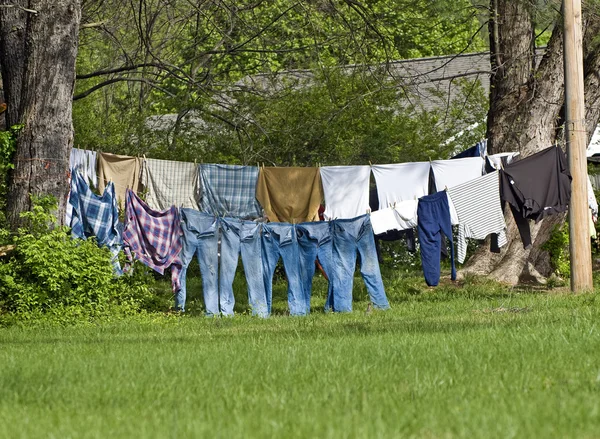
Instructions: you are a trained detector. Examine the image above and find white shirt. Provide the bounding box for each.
[321,165,371,220]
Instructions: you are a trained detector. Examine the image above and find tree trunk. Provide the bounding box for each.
[0,0,27,128]
[460,0,600,284]
[1,0,81,228]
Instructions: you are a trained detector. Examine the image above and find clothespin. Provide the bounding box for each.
[369,160,372,167]
[444,185,448,191]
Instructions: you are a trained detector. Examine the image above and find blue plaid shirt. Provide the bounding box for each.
[69,169,122,272]
[199,164,262,219]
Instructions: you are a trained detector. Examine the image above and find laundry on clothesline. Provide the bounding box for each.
[142,157,200,211]
[122,189,184,293]
[447,171,507,264]
[97,152,142,208]
[199,164,262,219]
[417,190,456,287]
[320,165,371,220]
[65,139,592,298]
[256,166,323,223]
[499,145,571,249]
[68,169,122,274]
[430,156,484,191]
[371,162,430,208]
[70,148,97,188]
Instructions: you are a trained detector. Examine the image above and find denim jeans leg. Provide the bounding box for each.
[332,215,388,312]
[297,230,319,313]
[239,222,269,317]
[180,209,220,316]
[356,217,390,309]
[332,221,358,313]
[176,245,197,312]
[316,239,335,312]
[297,222,334,314]
[219,218,242,316]
[261,226,279,314]
[262,223,306,316]
[196,232,220,316]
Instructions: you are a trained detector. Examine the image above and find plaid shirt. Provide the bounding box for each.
[69,169,122,272]
[199,164,262,218]
[141,158,200,211]
[123,189,183,292]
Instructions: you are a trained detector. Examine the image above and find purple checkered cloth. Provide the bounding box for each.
[123,189,183,292]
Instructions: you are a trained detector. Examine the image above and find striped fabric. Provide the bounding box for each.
[68,169,122,273]
[447,171,507,263]
[199,164,262,218]
[123,189,183,292]
[141,158,200,210]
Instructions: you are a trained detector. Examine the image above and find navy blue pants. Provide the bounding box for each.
[417,191,456,286]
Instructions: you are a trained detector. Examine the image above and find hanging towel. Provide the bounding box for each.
[199,164,262,218]
[499,145,571,248]
[430,156,484,191]
[485,152,519,172]
[320,165,371,220]
[372,162,430,208]
[256,167,323,223]
[69,148,97,188]
[86,150,98,188]
[68,169,122,273]
[141,158,200,211]
[447,171,507,263]
[97,152,142,208]
[122,189,183,292]
[370,200,419,235]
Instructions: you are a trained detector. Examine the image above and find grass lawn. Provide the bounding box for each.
[1,270,599,438]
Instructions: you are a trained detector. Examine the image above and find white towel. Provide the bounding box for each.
[321,165,371,220]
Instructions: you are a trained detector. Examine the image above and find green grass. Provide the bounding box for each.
[1,269,600,438]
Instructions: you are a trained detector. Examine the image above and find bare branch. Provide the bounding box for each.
[73,77,175,100]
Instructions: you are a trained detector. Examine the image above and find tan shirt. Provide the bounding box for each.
[97,152,142,208]
[256,167,324,223]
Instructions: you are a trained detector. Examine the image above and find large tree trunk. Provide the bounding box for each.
[460,0,600,284]
[1,0,81,228]
[0,1,27,128]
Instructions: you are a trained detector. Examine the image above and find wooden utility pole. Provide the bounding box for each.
[564,0,594,291]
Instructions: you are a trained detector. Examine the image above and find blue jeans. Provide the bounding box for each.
[220,218,269,317]
[177,209,219,315]
[417,191,456,286]
[261,223,306,316]
[296,221,334,313]
[331,215,390,312]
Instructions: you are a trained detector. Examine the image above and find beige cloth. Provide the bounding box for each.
[256,167,324,223]
[97,152,142,208]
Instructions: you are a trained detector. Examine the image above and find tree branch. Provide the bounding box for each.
[0,4,37,14]
[73,77,175,100]
[76,63,164,79]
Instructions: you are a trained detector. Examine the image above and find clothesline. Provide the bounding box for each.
[67,142,595,317]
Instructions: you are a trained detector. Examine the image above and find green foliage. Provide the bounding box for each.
[73,0,486,154]
[127,67,487,166]
[542,222,570,279]
[0,197,155,325]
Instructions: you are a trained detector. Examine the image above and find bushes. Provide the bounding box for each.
[0,197,156,325]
